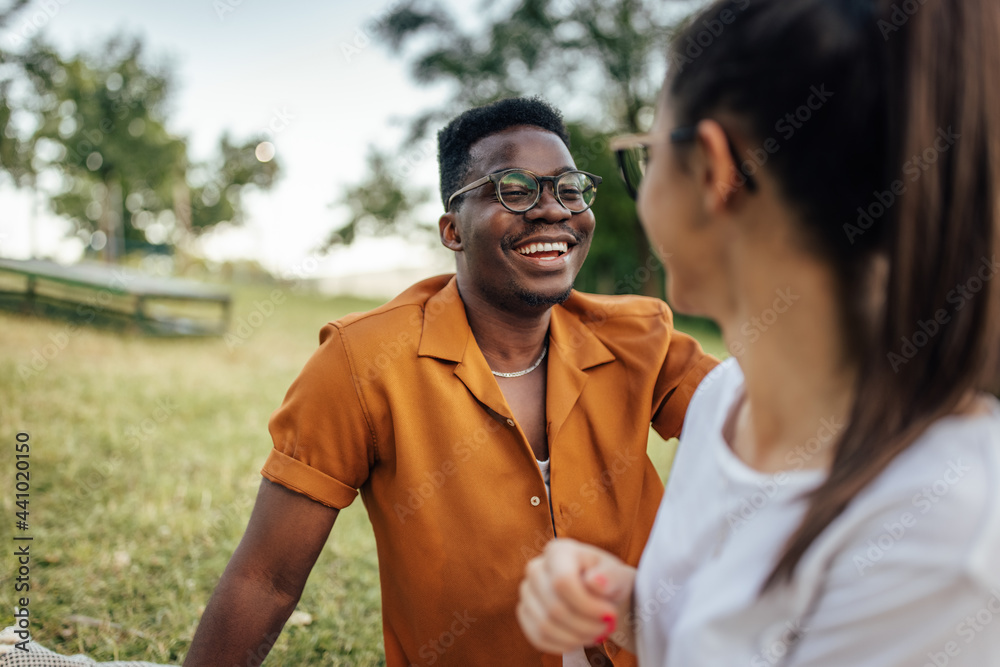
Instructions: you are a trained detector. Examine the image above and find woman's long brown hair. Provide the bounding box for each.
[666,0,1000,588]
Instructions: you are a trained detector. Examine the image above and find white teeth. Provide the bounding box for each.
[517,241,570,255]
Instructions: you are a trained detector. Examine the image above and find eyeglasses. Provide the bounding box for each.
[610,126,758,199]
[445,168,603,213]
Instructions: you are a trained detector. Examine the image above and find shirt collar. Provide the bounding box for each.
[416,275,469,362]
[417,276,616,427]
[417,276,615,369]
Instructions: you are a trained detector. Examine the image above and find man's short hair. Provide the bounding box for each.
[437,97,571,210]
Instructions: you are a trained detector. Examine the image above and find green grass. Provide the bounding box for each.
[0,284,722,665]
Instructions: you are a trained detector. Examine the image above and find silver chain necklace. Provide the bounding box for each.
[491,342,548,378]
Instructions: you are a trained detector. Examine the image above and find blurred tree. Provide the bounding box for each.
[185,132,281,233]
[0,76,34,188]
[21,38,185,260]
[379,0,691,141]
[0,0,28,23]
[0,0,36,187]
[329,0,702,295]
[321,147,432,249]
[566,122,663,295]
[4,34,280,262]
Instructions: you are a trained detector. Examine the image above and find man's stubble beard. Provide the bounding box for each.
[512,280,573,308]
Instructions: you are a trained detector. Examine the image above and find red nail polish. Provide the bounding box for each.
[595,614,616,645]
[602,613,616,638]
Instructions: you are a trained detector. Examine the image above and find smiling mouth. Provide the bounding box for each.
[515,241,570,259]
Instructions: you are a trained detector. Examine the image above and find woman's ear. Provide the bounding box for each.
[695,119,752,212]
[439,212,463,251]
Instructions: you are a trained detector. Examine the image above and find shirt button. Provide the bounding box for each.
[506,418,515,426]
[530,496,541,506]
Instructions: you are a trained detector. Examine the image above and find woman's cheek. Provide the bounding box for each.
[638,186,673,262]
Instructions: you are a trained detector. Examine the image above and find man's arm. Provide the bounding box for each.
[183,478,339,667]
[651,327,718,440]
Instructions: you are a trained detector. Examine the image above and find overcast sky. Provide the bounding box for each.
[0,0,463,276]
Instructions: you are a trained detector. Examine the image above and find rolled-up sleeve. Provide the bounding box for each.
[262,323,376,509]
[650,308,719,439]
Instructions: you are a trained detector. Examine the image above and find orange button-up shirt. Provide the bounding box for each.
[262,275,716,666]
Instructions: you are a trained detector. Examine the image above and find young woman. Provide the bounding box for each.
[517,0,1000,664]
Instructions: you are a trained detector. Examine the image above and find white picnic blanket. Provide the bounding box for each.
[0,628,173,667]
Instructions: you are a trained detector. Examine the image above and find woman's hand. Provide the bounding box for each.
[517,538,637,654]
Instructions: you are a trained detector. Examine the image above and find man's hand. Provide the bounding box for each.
[517,538,637,655]
[183,479,339,667]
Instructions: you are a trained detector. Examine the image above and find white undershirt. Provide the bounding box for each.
[635,358,1000,666]
[538,457,551,496]
[537,458,593,667]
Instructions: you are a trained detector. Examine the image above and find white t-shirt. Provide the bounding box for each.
[635,358,1000,666]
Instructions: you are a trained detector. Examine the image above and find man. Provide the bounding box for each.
[183,97,716,667]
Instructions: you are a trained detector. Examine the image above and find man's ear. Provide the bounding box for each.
[695,119,751,213]
[439,212,463,251]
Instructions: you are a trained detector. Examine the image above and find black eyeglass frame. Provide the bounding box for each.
[445,168,603,213]
[611,125,758,199]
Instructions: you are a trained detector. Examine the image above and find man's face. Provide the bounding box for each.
[441,125,596,313]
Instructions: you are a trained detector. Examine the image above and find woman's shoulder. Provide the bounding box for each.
[817,400,1000,589]
[670,358,745,457]
[888,400,1000,584]
[683,357,744,424]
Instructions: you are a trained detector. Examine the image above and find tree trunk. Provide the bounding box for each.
[100,179,123,263]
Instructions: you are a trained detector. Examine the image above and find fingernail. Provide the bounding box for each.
[594,614,616,644]
[593,574,608,589]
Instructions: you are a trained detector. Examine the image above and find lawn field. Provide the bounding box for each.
[0,283,723,665]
